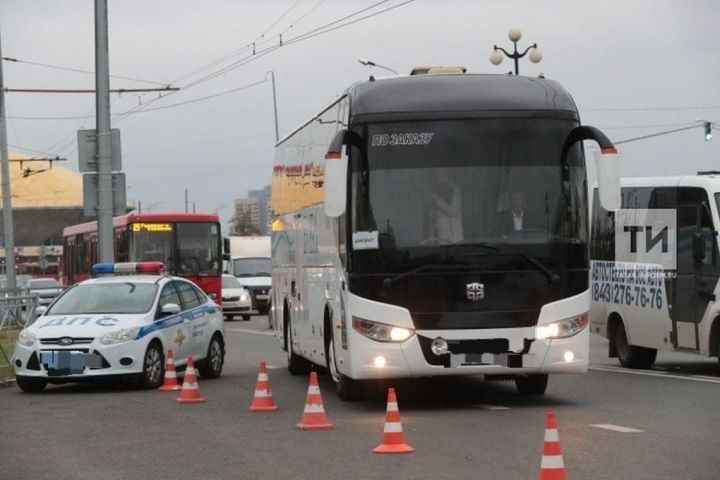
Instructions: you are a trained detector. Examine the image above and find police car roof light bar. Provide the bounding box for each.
[91,262,165,276]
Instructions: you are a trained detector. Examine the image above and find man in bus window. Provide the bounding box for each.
[426,169,464,243]
[497,189,537,234]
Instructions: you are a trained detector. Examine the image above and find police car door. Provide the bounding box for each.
[175,280,205,358]
[157,281,194,362]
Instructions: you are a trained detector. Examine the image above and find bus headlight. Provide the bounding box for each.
[536,313,588,340]
[352,317,414,343]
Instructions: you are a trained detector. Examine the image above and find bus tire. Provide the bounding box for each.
[286,315,311,376]
[615,321,657,369]
[515,374,548,395]
[326,335,359,401]
[16,375,47,393]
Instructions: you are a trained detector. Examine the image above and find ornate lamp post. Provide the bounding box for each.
[489,28,542,75]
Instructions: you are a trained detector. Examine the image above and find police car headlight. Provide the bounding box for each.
[17,329,36,347]
[100,327,140,345]
[536,313,589,340]
[352,317,414,343]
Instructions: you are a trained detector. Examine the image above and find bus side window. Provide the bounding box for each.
[677,187,715,270]
[116,229,129,262]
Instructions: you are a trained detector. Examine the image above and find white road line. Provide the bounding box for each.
[589,424,644,433]
[476,404,511,411]
[226,328,275,336]
[590,365,720,384]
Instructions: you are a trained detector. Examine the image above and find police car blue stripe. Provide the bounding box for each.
[136,304,218,339]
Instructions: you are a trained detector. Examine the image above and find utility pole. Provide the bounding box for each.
[95,0,114,262]
[0,30,16,289]
[267,71,279,142]
[185,189,189,213]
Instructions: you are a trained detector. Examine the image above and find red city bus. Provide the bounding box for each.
[61,212,222,300]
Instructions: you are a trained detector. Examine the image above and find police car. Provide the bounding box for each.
[12,262,225,393]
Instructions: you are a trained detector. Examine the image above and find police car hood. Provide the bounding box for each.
[28,313,148,338]
[235,276,271,288]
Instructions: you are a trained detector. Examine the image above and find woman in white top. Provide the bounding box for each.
[427,170,463,244]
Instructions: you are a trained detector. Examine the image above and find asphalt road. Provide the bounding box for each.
[1,317,719,480]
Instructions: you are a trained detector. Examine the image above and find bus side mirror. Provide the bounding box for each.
[324,129,348,218]
[594,147,621,211]
[563,125,620,211]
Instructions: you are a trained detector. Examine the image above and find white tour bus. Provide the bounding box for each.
[590,172,720,368]
[271,70,620,399]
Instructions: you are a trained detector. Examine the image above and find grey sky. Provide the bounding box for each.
[2,0,719,230]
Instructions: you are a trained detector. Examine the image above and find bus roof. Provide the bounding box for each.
[63,212,219,237]
[347,73,578,122]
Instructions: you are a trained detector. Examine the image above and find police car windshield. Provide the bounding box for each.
[47,283,158,315]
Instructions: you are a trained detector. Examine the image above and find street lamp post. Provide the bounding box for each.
[358,58,398,75]
[266,71,279,143]
[489,28,542,75]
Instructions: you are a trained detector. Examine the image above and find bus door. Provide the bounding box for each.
[673,187,719,350]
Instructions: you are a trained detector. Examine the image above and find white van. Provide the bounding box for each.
[590,172,720,367]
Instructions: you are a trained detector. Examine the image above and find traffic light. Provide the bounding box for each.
[704,122,713,141]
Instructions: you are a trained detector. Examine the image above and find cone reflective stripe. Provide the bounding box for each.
[158,350,181,391]
[373,388,414,454]
[539,411,566,480]
[249,361,278,412]
[176,356,205,404]
[296,371,333,430]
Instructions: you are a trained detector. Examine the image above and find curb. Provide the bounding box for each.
[0,378,16,388]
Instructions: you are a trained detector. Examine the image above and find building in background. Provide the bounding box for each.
[232,185,271,236]
[0,152,93,279]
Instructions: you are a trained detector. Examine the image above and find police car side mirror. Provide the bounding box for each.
[161,303,181,317]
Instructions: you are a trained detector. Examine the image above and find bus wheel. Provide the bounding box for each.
[515,374,548,395]
[286,317,311,376]
[615,322,657,369]
[326,336,358,401]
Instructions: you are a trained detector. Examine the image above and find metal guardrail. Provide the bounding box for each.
[0,290,39,383]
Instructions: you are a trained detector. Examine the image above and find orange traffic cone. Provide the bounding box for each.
[158,349,181,391]
[539,411,566,480]
[373,387,414,454]
[176,356,205,404]
[249,361,278,412]
[296,371,333,430]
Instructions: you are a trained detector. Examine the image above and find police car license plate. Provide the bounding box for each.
[41,351,103,376]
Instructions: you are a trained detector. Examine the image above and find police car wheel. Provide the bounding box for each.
[139,342,164,389]
[197,334,224,379]
[16,375,47,393]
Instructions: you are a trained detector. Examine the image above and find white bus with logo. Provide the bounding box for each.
[590,172,720,368]
[271,70,620,399]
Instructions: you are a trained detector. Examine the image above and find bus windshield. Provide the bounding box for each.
[130,222,221,276]
[350,118,586,261]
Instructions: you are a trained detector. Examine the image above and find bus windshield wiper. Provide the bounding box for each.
[382,263,470,288]
[450,247,559,284]
[516,253,560,284]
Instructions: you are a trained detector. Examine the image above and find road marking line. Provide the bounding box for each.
[476,404,511,410]
[226,328,274,336]
[590,365,720,384]
[589,424,644,433]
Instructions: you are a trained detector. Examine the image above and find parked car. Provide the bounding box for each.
[26,278,63,307]
[221,274,252,321]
